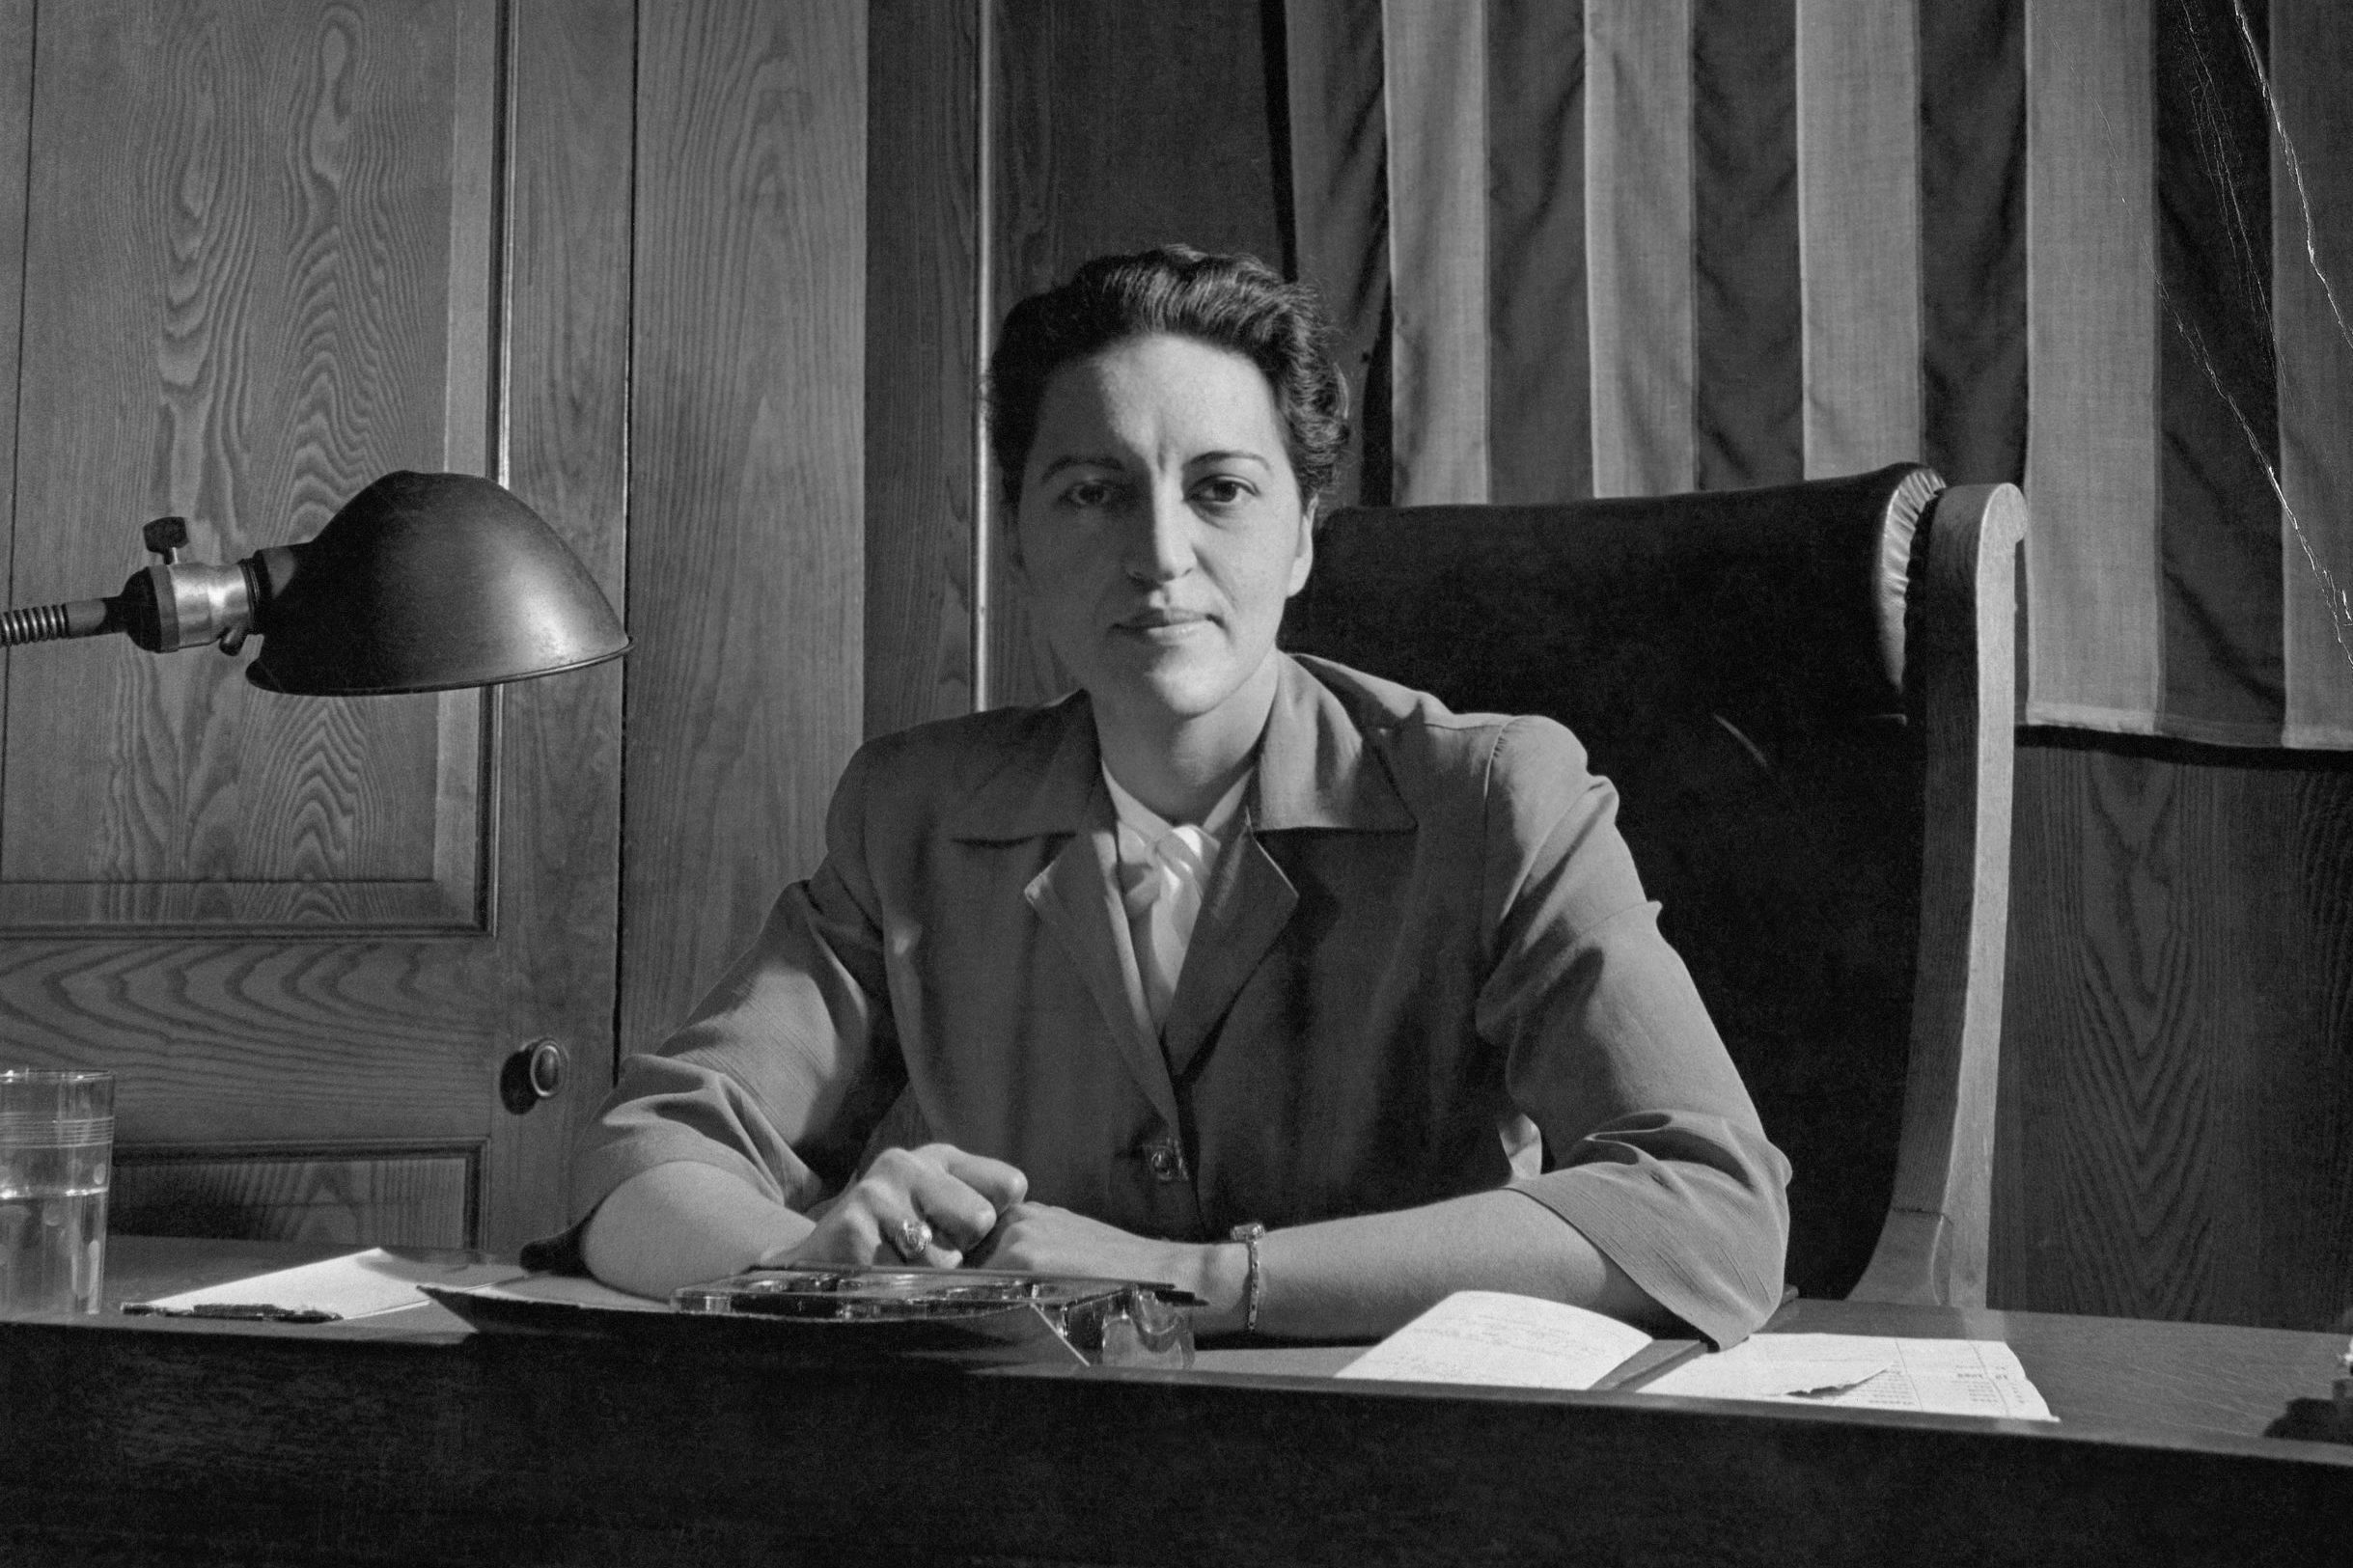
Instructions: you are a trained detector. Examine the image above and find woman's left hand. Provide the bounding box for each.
[975,1201,1237,1319]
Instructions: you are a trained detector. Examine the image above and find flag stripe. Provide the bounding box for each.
[1486,0,1591,504]
[1795,0,1922,478]
[1285,0,1393,509]
[2273,0,2353,744]
[1690,0,1801,491]
[2155,0,2284,741]
[1919,0,2028,489]
[2025,0,2163,731]
[1585,0,1695,497]
[1382,0,1489,504]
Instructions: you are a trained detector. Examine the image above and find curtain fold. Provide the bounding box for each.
[1286,0,2353,749]
[1378,0,1490,504]
[2269,0,2353,744]
[1691,0,1800,493]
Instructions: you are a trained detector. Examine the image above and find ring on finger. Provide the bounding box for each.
[889,1215,934,1261]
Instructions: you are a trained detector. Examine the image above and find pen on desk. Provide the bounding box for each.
[1786,1370,1891,1401]
[121,1303,343,1323]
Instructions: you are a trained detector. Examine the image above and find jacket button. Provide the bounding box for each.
[1146,1142,1186,1182]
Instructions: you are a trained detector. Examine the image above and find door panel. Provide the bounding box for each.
[0,0,629,1252]
[0,694,484,931]
[1,0,485,932]
[113,1145,476,1249]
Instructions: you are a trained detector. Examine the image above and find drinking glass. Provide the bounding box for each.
[0,1068,113,1316]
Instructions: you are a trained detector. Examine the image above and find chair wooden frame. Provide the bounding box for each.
[1849,481,2025,1307]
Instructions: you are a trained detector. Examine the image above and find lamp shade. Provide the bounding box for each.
[243,472,628,696]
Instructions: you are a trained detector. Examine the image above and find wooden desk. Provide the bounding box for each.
[3,1237,2346,1565]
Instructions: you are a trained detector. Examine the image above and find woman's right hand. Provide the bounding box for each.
[762,1142,1029,1269]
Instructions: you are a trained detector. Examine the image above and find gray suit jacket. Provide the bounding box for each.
[572,654,1790,1347]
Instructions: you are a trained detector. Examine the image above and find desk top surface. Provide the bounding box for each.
[81,1232,2353,1461]
[8,1234,2348,1567]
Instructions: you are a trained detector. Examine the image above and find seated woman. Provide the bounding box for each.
[572,246,1789,1347]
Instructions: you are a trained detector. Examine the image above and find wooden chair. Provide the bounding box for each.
[1283,464,2024,1306]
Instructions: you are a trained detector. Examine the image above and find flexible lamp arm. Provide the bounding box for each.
[0,592,122,646]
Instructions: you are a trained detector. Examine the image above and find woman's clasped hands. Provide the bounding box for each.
[761,1142,1218,1299]
[766,1142,1026,1269]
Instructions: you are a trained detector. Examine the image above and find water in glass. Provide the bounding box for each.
[0,1069,112,1316]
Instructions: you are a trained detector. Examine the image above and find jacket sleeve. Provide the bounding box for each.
[1475,717,1793,1349]
[564,744,909,1231]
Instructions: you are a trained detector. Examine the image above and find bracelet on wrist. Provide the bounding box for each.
[1228,1222,1267,1334]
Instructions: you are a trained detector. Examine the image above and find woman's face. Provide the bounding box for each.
[1012,332,1314,740]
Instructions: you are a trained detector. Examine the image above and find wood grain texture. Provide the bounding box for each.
[0,0,479,930]
[1994,735,2353,1331]
[0,692,480,932]
[0,0,29,755]
[865,0,981,739]
[983,0,1288,709]
[2264,763,2353,1325]
[477,0,633,1250]
[112,1147,474,1249]
[0,0,630,1250]
[621,0,867,1050]
[0,937,501,1144]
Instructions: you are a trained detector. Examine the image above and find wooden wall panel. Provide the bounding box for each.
[113,1147,473,1250]
[476,0,634,1248]
[0,0,27,657]
[1992,736,2353,1330]
[622,0,867,1054]
[983,0,1289,709]
[865,0,981,741]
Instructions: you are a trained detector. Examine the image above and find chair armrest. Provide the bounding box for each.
[1850,482,2026,1307]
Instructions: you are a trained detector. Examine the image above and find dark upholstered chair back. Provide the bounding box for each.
[1285,464,2023,1305]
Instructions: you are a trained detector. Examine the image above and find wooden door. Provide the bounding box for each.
[0,0,631,1252]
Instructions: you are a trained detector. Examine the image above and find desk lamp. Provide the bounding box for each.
[0,471,628,693]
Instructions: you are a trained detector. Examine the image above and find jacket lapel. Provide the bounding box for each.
[951,694,1181,1131]
[1022,825,1181,1134]
[1159,824,1295,1078]
[1161,657,1417,1076]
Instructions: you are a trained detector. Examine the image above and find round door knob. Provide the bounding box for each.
[500,1038,568,1114]
[525,1038,566,1098]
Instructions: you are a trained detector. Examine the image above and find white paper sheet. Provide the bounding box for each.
[126,1248,526,1321]
[1641,1334,2057,1421]
[1334,1290,1657,1389]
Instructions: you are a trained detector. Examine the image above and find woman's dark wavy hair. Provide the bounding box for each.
[985,245,1349,512]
